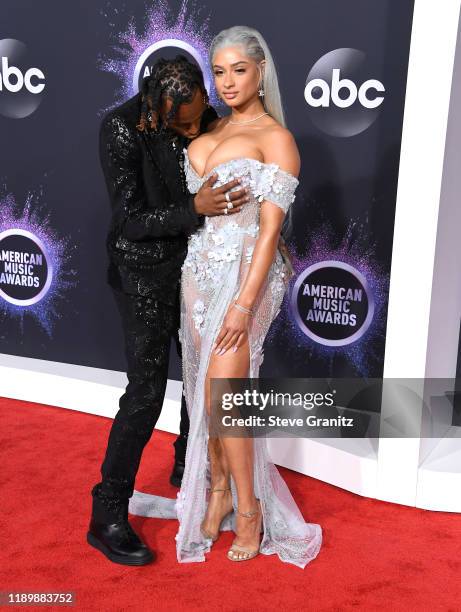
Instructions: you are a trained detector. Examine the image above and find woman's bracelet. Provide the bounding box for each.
[233,300,252,315]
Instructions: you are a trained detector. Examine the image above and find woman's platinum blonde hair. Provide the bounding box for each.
[209,25,286,127]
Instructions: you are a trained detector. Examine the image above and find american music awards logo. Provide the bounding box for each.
[268,222,389,376]
[0,229,52,306]
[98,0,218,111]
[291,261,374,347]
[0,190,76,334]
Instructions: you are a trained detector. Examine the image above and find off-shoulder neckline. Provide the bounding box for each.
[183,148,299,184]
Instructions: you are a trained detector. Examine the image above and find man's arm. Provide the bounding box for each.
[99,113,202,241]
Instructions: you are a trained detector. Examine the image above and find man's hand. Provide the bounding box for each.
[194,174,249,216]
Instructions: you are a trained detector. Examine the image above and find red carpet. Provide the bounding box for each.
[1,396,460,611]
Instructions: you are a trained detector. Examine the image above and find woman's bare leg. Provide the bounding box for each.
[201,374,233,537]
[200,436,233,537]
[204,338,261,556]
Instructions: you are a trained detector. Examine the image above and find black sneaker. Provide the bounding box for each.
[87,518,155,566]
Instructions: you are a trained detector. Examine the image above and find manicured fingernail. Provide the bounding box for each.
[233,346,237,352]
[220,348,226,355]
[214,348,220,354]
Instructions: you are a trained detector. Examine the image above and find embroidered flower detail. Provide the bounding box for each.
[245,223,259,238]
[192,299,206,334]
[211,233,224,245]
[269,251,290,295]
[183,151,299,214]
[216,166,231,182]
[182,156,298,294]
[245,245,254,264]
[223,244,239,262]
[252,163,298,213]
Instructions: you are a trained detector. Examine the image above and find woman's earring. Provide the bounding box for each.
[258,65,265,97]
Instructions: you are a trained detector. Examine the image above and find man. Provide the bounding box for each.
[87,55,247,566]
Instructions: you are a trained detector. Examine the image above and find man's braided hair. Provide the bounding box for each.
[136,54,208,133]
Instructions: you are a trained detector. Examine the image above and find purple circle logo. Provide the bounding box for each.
[290,261,374,346]
[132,39,210,95]
[0,229,53,306]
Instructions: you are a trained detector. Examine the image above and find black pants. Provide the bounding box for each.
[91,287,189,522]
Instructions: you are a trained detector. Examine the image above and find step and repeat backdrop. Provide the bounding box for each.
[0,0,414,383]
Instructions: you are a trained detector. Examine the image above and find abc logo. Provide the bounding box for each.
[0,39,45,119]
[0,57,45,94]
[304,48,385,137]
[305,68,384,109]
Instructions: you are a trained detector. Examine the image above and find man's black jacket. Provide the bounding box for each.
[99,92,218,305]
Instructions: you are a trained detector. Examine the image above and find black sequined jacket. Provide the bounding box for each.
[99,93,218,305]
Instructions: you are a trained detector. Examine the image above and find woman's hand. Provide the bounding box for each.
[213,302,250,355]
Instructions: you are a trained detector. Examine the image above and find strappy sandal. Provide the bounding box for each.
[227,499,262,562]
[200,487,233,542]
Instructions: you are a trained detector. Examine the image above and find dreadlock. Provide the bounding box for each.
[136,54,208,133]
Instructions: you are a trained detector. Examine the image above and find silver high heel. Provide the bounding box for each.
[200,487,233,542]
[227,499,262,561]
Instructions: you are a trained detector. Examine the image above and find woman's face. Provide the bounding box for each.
[160,86,207,139]
[212,45,263,107]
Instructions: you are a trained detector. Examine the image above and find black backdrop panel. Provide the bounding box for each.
[0,0,414,380]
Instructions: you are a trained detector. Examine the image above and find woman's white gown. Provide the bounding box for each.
[128,149,322,569]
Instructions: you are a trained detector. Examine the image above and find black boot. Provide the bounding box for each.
[87,485,154,566]
[169,434,187,487]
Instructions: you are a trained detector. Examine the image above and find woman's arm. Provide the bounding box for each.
[213,129,300,355]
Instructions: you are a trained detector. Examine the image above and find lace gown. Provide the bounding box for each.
[128,149,322,569]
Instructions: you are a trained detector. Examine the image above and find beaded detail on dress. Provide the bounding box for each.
[181,150,299,333]
[182,149,298,213]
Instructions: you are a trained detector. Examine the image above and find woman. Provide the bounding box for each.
[129,25,322,568]
[175,25,322,568]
